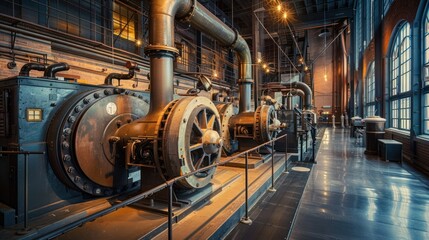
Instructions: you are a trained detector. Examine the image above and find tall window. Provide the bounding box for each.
[355,1,362,70]
[423,7,429,134]
[369,0,374,41]
[365,62,376,117]
[364,0,374,47]
[389,22,411,130]
[383,0,394,16]
[113,2,137,42]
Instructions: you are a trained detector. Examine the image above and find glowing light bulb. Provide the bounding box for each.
[266,68,270,73]
[283,12,287,19]
[304,66,308,71]
[262,64,267,69]
[277,4,281,12]
[136,40,142,46]
[257,58,262,63]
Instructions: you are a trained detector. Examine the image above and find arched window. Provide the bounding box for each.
[389,22,411,130]
[423,7,429,134]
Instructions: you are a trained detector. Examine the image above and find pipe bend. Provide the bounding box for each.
[44,62,70,78]
[104,64,140,85]
[19,63,46,76]
[292,82,313,109]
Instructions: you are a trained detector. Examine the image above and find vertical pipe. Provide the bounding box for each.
[145,0,192,115]
[239,83,252,113]
[148,56,175,115]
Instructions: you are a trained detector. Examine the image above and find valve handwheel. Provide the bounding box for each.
[162,97,222,189]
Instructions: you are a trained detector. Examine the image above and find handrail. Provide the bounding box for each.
[39,134,288,240]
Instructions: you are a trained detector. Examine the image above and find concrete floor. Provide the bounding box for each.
[289,128,429,239]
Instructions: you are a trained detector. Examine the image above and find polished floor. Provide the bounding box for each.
[289,128,429,239]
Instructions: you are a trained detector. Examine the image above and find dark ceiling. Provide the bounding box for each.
[203,0,355,73]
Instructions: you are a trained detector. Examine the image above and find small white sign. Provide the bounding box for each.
[106,102,117,115]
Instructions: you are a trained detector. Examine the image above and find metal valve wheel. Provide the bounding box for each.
[255,105,279,143]
[161,97,222,189]
[216,103,235,155]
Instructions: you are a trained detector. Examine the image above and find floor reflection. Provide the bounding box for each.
[289,127,429,240]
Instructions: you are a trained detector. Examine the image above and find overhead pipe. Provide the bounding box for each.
[44,62,70,78]
[145,0,252,115]
[281,82,313,109]
[281,89,305,110]
[19,63,46,76]
[184,3,253,113]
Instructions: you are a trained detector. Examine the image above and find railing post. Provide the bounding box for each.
[300,134,303,161]
[240,152,252,225]
[284,134,289,173]
[268,140,276,192]
[168,183,173,240]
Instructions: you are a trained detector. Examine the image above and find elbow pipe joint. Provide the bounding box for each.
[19,63,46,76]
[104,62,140,86]
[44,62,70,78]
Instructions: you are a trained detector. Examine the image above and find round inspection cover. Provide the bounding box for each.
[47,88,149,195]
[74,94,148,187]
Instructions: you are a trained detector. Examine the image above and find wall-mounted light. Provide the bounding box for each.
[136,39,142,46]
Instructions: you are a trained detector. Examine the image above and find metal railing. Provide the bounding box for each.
[37,134,288,239]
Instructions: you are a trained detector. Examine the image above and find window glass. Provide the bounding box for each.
[389,23,411,130]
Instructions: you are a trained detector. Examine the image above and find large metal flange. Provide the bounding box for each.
[215,103,235,155]
[254,105,278,143]
[162,97,222,189]
[47,88,149,196]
